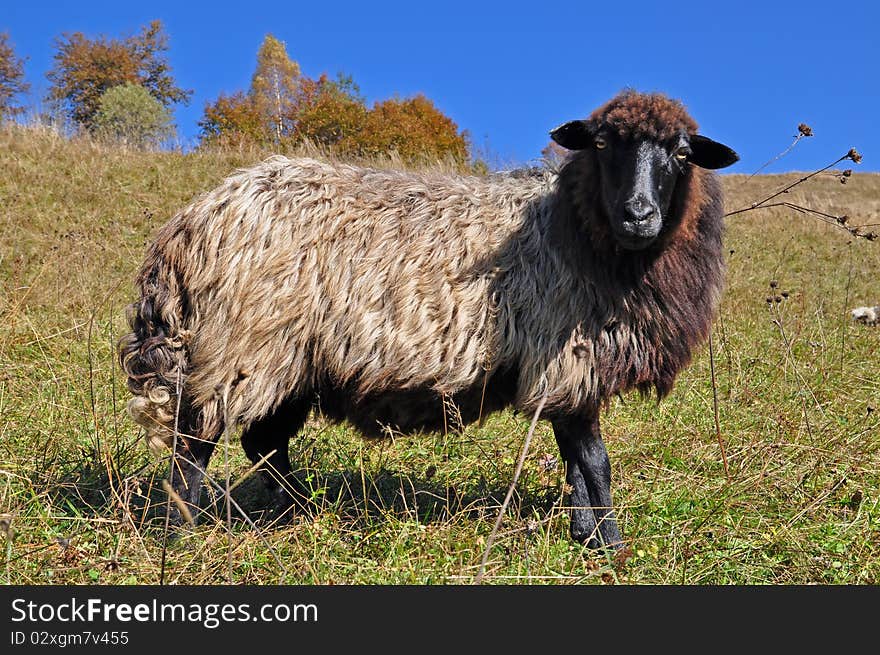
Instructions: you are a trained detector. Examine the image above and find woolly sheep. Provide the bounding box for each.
[851,306,879,326]
[120,90,739,548]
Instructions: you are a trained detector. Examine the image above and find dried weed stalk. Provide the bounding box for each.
[726,131,871,241]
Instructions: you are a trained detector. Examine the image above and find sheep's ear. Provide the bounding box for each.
[689,135,739,169]
[550,120,593,151]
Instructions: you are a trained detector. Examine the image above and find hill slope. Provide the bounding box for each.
[1,126,878,584]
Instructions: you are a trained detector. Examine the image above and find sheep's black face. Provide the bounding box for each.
[591,131,686,250]
[550,120,739,251]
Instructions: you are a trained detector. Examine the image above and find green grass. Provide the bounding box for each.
[2,124,879,584]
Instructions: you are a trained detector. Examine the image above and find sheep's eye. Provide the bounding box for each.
[594,137,607,150]
[674,148,690,160]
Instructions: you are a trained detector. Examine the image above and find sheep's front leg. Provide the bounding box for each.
[552,414,623,549]
[167,420,222,526]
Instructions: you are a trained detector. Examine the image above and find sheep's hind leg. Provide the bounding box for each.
[552,414,624,549]
[240,397,312,520]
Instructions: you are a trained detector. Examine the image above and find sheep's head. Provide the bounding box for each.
[551,90,738,250]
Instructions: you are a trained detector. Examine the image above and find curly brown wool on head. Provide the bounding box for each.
[587,89,699,141]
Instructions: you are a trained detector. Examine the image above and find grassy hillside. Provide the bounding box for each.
[1,125,878,584]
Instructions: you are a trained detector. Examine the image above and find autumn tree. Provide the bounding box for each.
[0,32,30,121]
[349,94,469,163]
[46,20,191,131]
[292,73,367,147]
[198,91,264,147]
[249,34,300,143]
[201,34,307,147]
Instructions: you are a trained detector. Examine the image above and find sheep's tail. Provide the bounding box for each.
[119,253,192,453]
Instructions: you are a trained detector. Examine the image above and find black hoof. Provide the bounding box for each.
[571,519,625,550]
[266,481,312,522]
[573,533,626,551]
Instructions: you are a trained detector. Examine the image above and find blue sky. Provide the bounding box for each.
[3,1,877,172]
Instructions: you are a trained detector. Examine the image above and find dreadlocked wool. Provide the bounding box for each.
[120,93,725,454]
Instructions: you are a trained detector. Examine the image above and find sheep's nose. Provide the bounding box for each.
[624,197,659,224]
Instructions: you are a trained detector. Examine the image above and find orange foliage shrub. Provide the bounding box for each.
[199,35,469,164]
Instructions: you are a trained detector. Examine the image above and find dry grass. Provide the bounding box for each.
[1,124,878,584]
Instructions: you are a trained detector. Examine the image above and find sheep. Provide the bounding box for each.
[119,90,739,549]
[851,306,879,326]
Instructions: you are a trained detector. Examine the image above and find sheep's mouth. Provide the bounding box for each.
[612,218,663,251]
